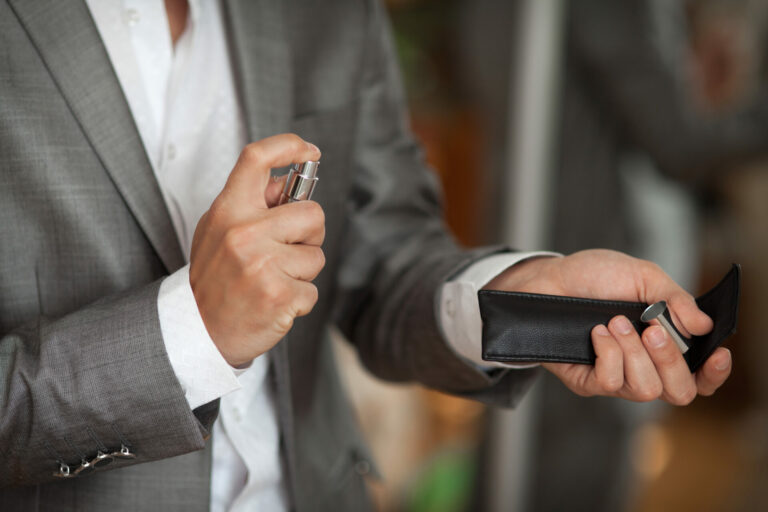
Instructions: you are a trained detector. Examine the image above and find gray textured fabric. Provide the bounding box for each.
[0,0,536,510]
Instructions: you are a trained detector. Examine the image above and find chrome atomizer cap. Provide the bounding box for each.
[641,300,690,354]
[279,161,320,204]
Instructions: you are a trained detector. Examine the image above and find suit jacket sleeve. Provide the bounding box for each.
[332,0,537,407]
[0,0,222,488]
[0,279,215,487]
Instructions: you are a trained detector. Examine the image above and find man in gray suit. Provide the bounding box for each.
[0,0,731,510]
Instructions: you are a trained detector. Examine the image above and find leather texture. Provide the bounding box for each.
[480,264,741,372]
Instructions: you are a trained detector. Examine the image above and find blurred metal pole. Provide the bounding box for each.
[489,0,565,511]
[501,0,564,248]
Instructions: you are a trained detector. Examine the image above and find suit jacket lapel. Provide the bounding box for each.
[8,0,185,274]
[222,0,300,503]
[222,0,293,142]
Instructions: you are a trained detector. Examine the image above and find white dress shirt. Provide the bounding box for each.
[86,1,549,510]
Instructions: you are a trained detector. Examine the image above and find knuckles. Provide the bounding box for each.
[653,343,681,367]
[641,260,663,279]
[309,246,326,272]
[666,385,698,406]
[206,200,228,226]
[619,341,646,361]
[221,225,258,266]
[241,143,265,166]
[307,283,319,304]
[247,267,292,309]
[293,284,319,318]
[599,375,623,394]
[240,134,308,167]
[222,226,248,253]
[244,257,284,299]
[635,382,663,403]
[284,133,306,151]
[302,283,320,311]
[285,200,326,244]
[262,280,290,306]
[299,200,326,228]
[273,311,295,334]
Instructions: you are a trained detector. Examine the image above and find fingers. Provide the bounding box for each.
[249,271,319,341]
[553,314,730,407]
[189,136,323,367]
[695,347,732,396]
[640,262,713,338]
[218,219,326,282]
[290,279,320,318]
[641,325,697,405]
[607,316,662,402]
[666,291,713,337]
[590,325,624,394]
[222,134,321,209]
[535,251,728,403]
[265,174,289,207]
[215,200,325,260]
[267,200,325,246]
[271,276,320,331]
[273,244,326,282]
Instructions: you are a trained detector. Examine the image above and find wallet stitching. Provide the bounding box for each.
[478,291,645,310]
[483,353,594,364]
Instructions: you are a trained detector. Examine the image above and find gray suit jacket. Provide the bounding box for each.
[0,1,535,510]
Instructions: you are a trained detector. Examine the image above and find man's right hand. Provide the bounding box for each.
[189,134,325,367]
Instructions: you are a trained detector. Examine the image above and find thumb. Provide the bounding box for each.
[643,267,713,338]
[667,291,713,338]
[221,134,321,210]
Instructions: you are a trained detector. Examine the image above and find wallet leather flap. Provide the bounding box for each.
[479,264,740,373]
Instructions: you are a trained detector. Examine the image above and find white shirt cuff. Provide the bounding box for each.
[158,264,245,410]
[439,251,561,370]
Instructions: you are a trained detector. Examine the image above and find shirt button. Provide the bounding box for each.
[445,298,456,317]
[166,144,177,161]
[232,408,242,423]
[124,9,140,26]
[354,459,371,476]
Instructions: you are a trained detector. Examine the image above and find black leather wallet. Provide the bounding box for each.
[479,264,740,373]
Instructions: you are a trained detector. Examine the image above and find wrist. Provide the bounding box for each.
[483,255,560,294]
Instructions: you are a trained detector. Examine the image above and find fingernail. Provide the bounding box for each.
[647,327,667,348]
[715,349,731,371]
[615,316,633,335]
[594,324,610,337]
[307,142,320,154]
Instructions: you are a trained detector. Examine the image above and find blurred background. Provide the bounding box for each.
[332,0,768,510]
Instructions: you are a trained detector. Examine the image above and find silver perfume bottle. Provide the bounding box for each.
[278,161,319,204]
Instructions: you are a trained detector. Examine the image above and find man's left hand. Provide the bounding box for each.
[484,249,732,405]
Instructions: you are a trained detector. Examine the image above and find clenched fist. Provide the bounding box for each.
[189,134,325,367]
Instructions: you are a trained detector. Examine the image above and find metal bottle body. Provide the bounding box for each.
[278,161,319,204]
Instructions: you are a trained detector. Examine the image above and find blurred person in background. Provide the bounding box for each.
[527,1,768,510]
[684,1,768,510]
[459,0,768,510]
